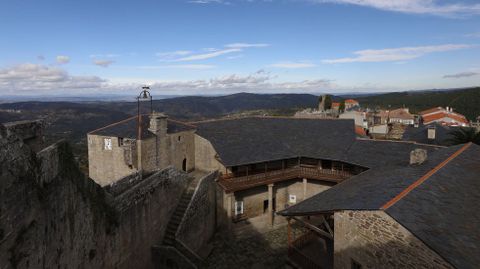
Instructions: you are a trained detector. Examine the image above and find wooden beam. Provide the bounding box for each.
[292,216,333,240]
[320,215,333,236]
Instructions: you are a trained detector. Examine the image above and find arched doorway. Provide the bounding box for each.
[182,158,187,172]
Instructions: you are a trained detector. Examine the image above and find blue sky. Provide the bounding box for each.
[0,0,479,96]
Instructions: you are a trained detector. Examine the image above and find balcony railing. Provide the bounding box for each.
[219,166,352,192]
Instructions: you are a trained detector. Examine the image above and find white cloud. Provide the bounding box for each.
[443,71,479,78]
[93,59,115,67]
[314,0,480,17]
[134,64,216,70]
[465,32,480,38]
[155,50,193,60]
[0,63,104,92]
[156,43,269,62]
[188,0,230,4]
[269,61,317,68]
[56,55,70,64]
[0,63,335,95]
[173,48,242,61]
[322,44,474,63]
[225,43,270,48]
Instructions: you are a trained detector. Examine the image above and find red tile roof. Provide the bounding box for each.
[355,126,367,137]
[345,99,358,104]
[419,107,443,115]
[422,112,469,125]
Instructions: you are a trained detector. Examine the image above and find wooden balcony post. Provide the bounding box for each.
[303,178,308,199]
[268,183,274,226]
[287,218,292,248]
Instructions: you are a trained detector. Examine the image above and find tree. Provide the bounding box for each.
[447,127,480,146]
[339,100,345,112]
[324,95,332,110]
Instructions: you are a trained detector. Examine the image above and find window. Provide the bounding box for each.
[104,138,112,150]
[178,135,181,141]
[234,201,244,215]
[289,194,297,204]
[118,137,124,146]
[351,259,362,269]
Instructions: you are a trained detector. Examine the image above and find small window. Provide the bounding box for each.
[178,136,181,142]
[118,137,124,146]
[351,259,362,269]
[235,201,244,215]
[104,138,112,150]
[289,194,297,204]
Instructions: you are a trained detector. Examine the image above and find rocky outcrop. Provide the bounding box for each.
[0,122,190,269]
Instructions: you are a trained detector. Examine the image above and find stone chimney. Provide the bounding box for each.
[410,148,428,165]
[148,112,168,134]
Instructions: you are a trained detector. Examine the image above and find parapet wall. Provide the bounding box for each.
[176,171,218,255]
[0,125,189,269]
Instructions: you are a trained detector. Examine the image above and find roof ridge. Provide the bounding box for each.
[381,142,472,210]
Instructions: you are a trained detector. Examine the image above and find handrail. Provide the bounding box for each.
[219,166,353,192]
[222,166,352,183]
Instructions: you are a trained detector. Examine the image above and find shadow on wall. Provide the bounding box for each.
[332,233,454,269]
[0,124,191,269]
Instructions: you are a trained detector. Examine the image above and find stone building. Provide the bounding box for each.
[87,112,196,186]
[420,106,469,126]
[280,142,480,269]
[192,117,368,227]
[388,108,415,125]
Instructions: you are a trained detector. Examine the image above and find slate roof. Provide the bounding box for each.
[193,117,356,167]
[89,115,196,139]
[280,143,480,269]
[402,123,453,146]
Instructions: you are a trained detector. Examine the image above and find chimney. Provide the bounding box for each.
[149,112,168,134]
[410,148,428,165]
[427,125,436,140]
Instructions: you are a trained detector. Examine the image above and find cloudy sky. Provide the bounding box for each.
[1,0,480,96]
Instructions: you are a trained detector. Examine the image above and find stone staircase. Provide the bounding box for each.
[163,186,194,245]
[159,173,205,268]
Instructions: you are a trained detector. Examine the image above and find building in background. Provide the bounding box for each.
[344,99,359,111]
[388,108,415,125]
[420,107,469,126]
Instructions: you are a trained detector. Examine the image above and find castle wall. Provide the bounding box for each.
[334,210,454,269]
[194,134,227,173]
[87,134,137,186]
[168,130,195,172]
[176,171,217,254]
[0,129,189,269]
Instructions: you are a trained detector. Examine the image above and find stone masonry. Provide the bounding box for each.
[0,122,190,269]
[334,210,454,269]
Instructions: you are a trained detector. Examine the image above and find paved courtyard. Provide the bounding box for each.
[205,224,291,268]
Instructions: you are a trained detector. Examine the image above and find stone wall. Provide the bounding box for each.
[232,179,332,219]
[176,171,217,254]
[89,129,195,186]
[194,134,227,173]
[88,134,138,186]
[4,119,44,152]
[1,125,189,269]
[334,210,454,269]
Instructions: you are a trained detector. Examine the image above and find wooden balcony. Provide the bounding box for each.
[219,166,352,193]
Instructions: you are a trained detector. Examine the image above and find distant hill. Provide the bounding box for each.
[351,87,480,121]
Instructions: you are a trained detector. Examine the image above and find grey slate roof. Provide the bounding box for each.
[193,117,356,167]
[280,143,480,269]
[402,123,453,146]
[89,115,195,139]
